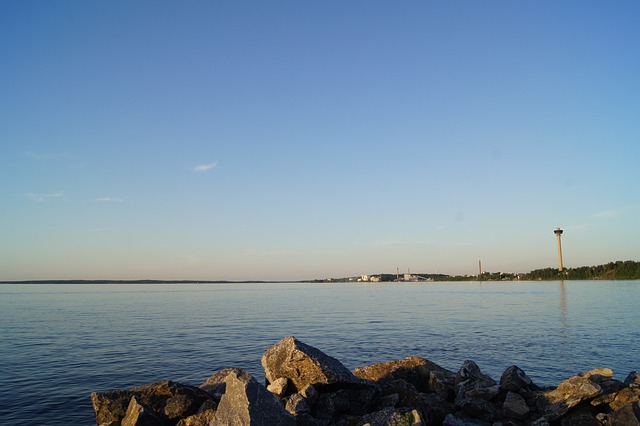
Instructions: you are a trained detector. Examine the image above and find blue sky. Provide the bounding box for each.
[1,1,639,280]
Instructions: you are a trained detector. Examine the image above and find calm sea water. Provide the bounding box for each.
[0,280,638,425]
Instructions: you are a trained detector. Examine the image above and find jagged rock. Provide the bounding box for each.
[625,371,640,388]
[455,361,497,406]
[537,375,603,420]
[500,365,535,392]
[374,379,421,408]
[212,368,295,426]
[608,401,640,425]
[371,393,400,411]
[442,413,490,426]
[92,389,134,426]
[285,393,311,416]
[267,377,289,397]
[311,387,377,420]
[353,357,447,393]
[581,367,614,383]
[122,396,165,426]
[502,391,530,420]
[558,405,600,426]
[464,384,500,401]
[609,387,640,410]
[420,392,455,426]
[175,400,217,426]
[456,361,496,388]
[91,380,212,426]
[262,336,370,393]
[300,384,319,406]
[458,397,498,422]
[199,367,244,399]
[357,407,425,426]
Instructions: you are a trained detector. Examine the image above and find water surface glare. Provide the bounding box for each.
[0,280,638,425]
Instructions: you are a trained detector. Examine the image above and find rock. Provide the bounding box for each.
[267,377,289,397]
[500,365,535,392]
[212,368,295,426]
[609,387,640,411]
[625,371,640,388]
[199,367,244,399]
[458,397,498,422]
[502,391,529,420]
[175,400,217,426]
[420,392,455,426]
[558,406,600,426]
[285,393,311,416]
[357,407,425,426]
[372,393,400,411]
[537,375,603,420]
[262,336,369,393]
[442,413,490,426]
[91,389,134,426]
[456,361,496,388]
[608,401,640,425]
[311,387,377,420]
[353,356,453,394]
[122,396,165,426]
[464,384,500,401]
[91,380,212,426]
[454,361,497,407]
[373,379,421,408]
[300,384,319,406]
[530,417,551,426]
[580,367,613,383]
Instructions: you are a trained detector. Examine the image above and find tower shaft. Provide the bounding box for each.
[554,228,564,272]
[556,235,563,272]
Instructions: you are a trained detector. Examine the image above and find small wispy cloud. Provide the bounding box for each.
[593,209,621,219]
[95,197,123,203]
[192,162,218,173]
[24,191,65,202]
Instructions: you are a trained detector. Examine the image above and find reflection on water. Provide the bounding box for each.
[0,280,638,426]
[559,280,568,331]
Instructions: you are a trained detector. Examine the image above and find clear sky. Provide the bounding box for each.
[2,1,639,281]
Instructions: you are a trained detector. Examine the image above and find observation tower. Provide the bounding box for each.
[554,227,564,272]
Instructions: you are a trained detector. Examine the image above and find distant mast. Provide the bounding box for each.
[554,228,564,272]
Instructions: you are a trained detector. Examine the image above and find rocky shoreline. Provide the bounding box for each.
[92,336,639,426]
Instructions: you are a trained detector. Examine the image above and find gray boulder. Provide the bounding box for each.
[537,374,603,420]
[175,400,217,426]
[212,368,295,426]
[122,396,165,426]
[91,380,212,426]
[199,367,244,399]
[454,361,497,407]
[262,336,369,393]
[353,356,454,395]
[608,401,640,425]
[500,365,535,393]
[502,391,529,420]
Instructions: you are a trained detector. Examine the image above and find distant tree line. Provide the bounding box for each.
[523,260,640,280]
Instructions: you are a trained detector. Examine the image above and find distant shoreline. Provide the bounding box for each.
[0,280,293,284]
[2,261,639,284]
